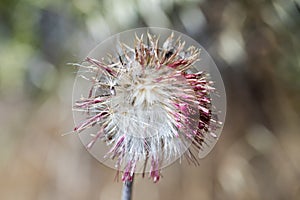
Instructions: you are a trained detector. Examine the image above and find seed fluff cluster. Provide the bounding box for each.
[73,32,220,183]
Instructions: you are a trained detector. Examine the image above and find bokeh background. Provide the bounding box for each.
[1,0,300,199]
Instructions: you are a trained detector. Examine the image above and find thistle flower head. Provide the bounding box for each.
[72,28,226,183]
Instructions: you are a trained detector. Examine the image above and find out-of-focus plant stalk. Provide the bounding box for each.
[122,175,134,200]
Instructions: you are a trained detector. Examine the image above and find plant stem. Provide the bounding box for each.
[122,176,134,200]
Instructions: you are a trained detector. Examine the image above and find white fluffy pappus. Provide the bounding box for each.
[73,31,222,182]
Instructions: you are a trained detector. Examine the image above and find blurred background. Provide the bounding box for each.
[1,0,300,199]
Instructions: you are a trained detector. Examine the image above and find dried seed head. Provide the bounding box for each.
[72,28,226,182]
